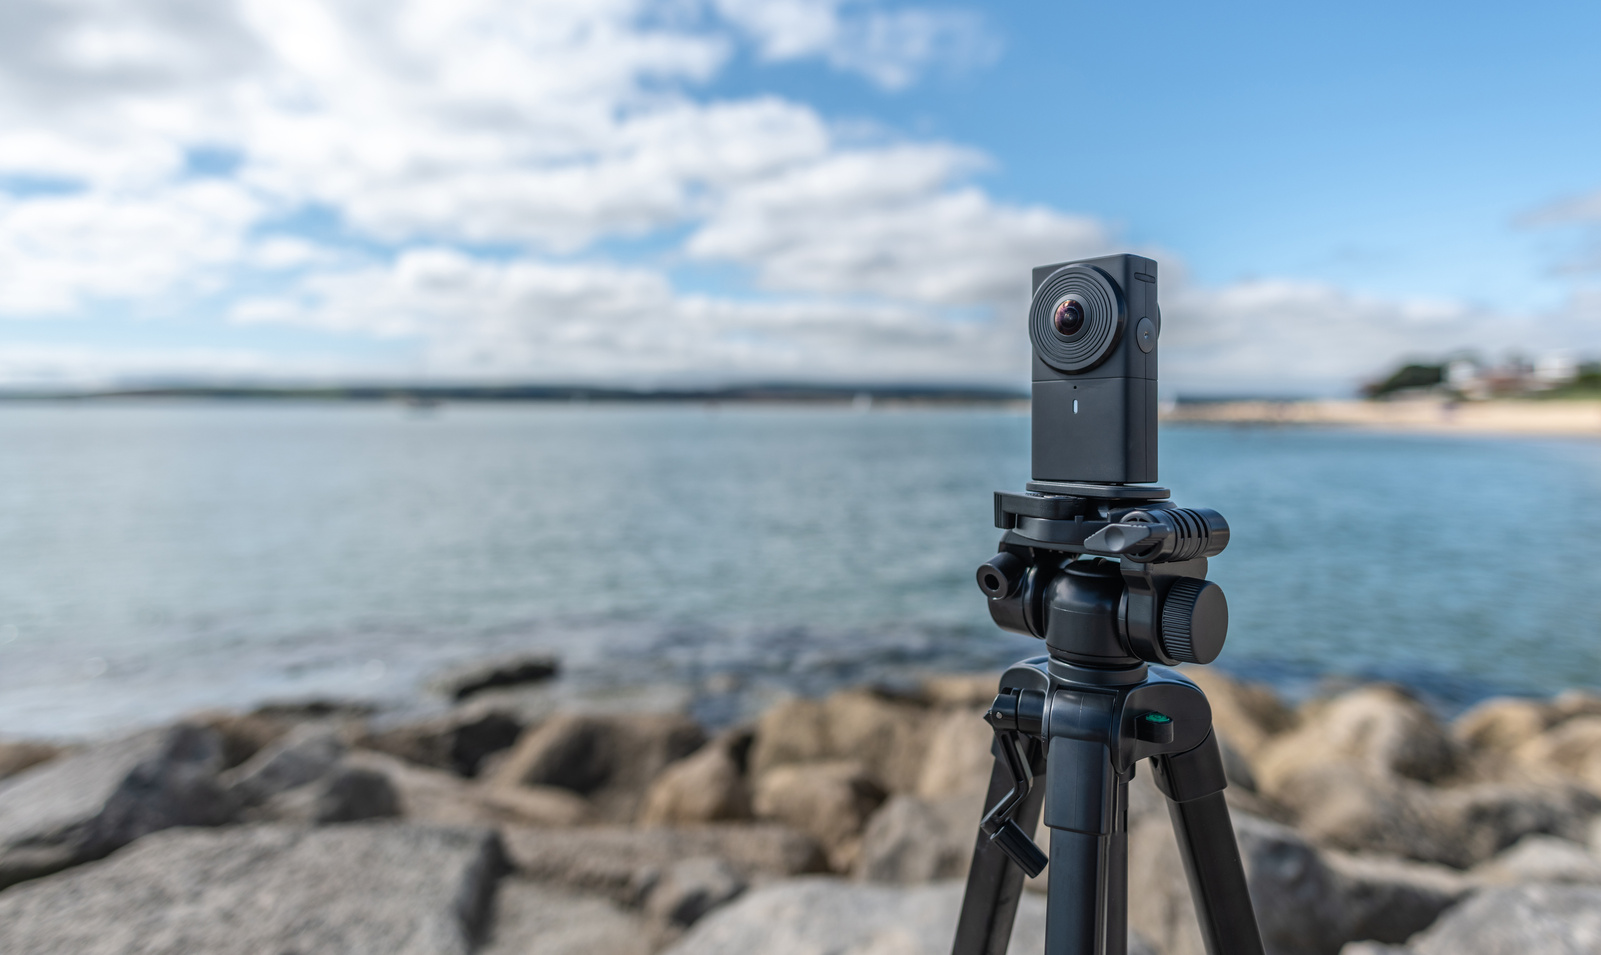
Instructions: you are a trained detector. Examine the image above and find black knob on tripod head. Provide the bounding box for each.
[977,552,1027,599]
[1084,507,1229,562]
[1159,578,1228,664]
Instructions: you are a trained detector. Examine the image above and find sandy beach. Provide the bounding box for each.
[1165,398,1601,437]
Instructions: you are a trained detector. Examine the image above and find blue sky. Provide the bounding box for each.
[1,0,1598,395]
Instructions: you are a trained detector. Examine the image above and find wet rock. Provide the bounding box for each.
[1184,669,1295,760]
[344,750,589,827]
[0,741,64,782]
[262,765,401,824]
[637,857,747,926]
[856,791,984,883]
[749,689,930,794]
[430,654,560,702]
[222,724,346,807]
[500,824,826,903]
[0,823,506,955]
[361,709,524,777]
[1257,685,1459,792]
[1406,883,1601,955]
[0,723,231,889]
[915,706,996,800]
[753,760,886,870]
[637,732,752,825]
[483,878,654,955]
[659,877,1055,955]
[1470,833,1601,884]
[1130,810,1470,955]
[487,712,704,822]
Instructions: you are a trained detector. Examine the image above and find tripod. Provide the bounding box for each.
[951,483,1265,955]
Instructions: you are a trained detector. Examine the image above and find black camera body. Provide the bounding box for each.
[1029,253,1159,485]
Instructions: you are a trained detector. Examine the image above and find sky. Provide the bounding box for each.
[1,0,1599,396]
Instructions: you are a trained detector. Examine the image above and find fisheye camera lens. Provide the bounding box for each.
[1053,298,1085,337]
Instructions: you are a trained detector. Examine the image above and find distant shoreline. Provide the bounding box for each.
[1163,397,1601,437]
[0,384,1027,406]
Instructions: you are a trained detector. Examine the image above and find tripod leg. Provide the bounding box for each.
[1149,730,1265,955]
[951,744,1047,955]
[1042,737,1124,955]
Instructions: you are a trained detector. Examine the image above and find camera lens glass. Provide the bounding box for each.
[1052,297,1086,337]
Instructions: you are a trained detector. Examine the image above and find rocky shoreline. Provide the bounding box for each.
[2,657,1600,954]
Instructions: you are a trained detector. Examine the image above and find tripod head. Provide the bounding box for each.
[975,487,1231,671]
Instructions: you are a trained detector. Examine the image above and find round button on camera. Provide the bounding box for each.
[1136,316,1157,353]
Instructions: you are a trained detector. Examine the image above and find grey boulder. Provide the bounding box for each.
[482,878,654,955]
[1130,810,1470,955]
[0,823,506,955]
[222,723,346,807]
[660,877,1045,955]
[501,823,827,903]
[0,723,231,888]
[1407,883,1601,955]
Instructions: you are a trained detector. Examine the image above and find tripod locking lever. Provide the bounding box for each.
[979,689,1049,878]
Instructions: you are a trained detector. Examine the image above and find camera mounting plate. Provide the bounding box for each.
[1026,481,1170,500]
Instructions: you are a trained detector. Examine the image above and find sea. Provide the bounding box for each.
[3,401,1600,739]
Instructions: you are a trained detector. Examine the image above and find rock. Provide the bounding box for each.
[749,689,930,794]
[0,741,64,781]
[638,732,753,825]
[1321,850,1474,945]
[659,877,1076,955]
[0,823,506,955]
[487,712,705,822]
[222,724,346,807]
[483,878,654,955]
[637,857,747,926]
[262,765,402,824]
[0,723,231,889]
[1257,685,1459,792]
[752,760,886,870]
[1183,669,1295,760]
[1130,810,1470,955]
[918,672,1003,707]
[361,709,524,777]
[1279,766,1600,867]
[430,654,560,702]
[500,824,827,903]
[344,750,589,827]
[250,698,377,723]
[1132,810,1342,955]
[1471,834,1601,884]
[190,710,294,769]
[1406,883,1601,955]
[1340,944,1411,955]
[856,791,984,883]
[915,706,996,800]
[1512,715,1601,788]
[1452,697,1556,754]
[1553,689,1601,722]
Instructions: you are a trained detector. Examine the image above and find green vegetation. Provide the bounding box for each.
[1361,363,1444,398]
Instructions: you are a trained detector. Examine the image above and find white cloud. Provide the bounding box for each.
[231,248,1019,383]
[714,0,998,90]
[0,180,259,314]
[0,0,1583,396]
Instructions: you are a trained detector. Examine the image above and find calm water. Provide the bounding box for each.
[2,402,1600,737]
